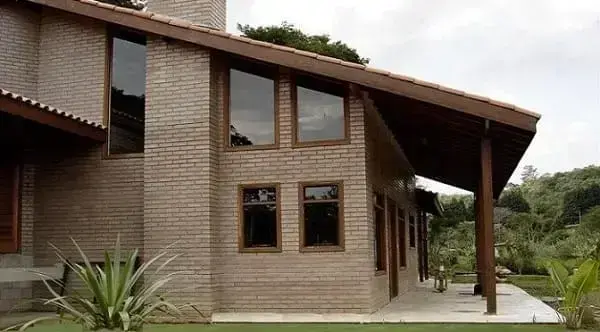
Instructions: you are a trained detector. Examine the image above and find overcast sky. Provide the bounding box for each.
[227,0,600,195]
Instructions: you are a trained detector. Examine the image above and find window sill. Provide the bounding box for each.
[409,247,417,251]
[300,245,344,253]
[225,144,279,152]
[292,138,350,149]
[239,247,282,253]
[103,152,144,160]
[375,270,387,276]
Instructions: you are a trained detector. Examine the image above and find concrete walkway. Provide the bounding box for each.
[213,281,561,324]
[369,281,561,323]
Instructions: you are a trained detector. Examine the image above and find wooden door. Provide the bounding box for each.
[388,199,399,298]
[0,163,19,253]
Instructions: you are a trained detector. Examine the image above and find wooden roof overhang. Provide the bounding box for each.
[0,89,106,144]
[415,189,444,217]
[22,0,539,197]
[369,90,537,198]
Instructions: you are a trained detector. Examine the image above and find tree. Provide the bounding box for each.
[521,165,539,183]
[497,188,530,213]
[237,22,370,65]
[99,0,146,10]
[561,183,600,226]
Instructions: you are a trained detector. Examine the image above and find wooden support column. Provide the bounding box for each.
[423,212,429,280]
[481,137,497,314]
[417,210,424,282]
[475,183,485,296]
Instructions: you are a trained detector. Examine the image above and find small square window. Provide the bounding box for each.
[239,185,281,252]
[300,182,344,251]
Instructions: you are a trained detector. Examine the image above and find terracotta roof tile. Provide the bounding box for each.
[113,6,135,14]
[0,88,105,129]
[25,0,541,121]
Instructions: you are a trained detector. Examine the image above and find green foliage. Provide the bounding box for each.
[237,22,370,65]
[547,259,600,329]
[6,236,200,332]
[561,183,600,227]
[497,188,530,213]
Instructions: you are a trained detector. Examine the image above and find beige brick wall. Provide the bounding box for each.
[33,9,143,273]
[0,1,39,311]
[143,37,217,317]
[363,96,419,312]
[213,65,372,313]
[148,0,226,30]
[0,2,40,97]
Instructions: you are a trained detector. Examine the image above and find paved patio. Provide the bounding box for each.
[213,280,561,324]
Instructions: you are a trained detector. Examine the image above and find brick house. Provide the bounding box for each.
[0,0,539,317]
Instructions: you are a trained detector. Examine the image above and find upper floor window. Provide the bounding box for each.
[300,182,344,251]
[239,184,281,252]
[293,75,348,146]
[107,30,146,155]
[227,61,277,148]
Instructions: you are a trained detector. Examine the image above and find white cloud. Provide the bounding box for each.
[228,0,600,194]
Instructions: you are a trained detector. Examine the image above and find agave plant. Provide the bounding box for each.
[4,236,198,331]
[547,258,600,330]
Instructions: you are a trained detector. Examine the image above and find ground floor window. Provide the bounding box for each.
[239,184,281,252]
[300,182,344,251]
[409,214,416,248]
[0,163,20,253]
[374,192,386,272]
[398,208,407,267]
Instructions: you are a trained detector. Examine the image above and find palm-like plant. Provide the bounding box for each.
[547,258,600,330]
[4,236,199,331]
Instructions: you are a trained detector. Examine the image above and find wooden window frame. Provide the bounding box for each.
[103,27,147,160]
[237,183,282,253]
[299,181,345,252]
[398,207,407,268]
[409,213,416,249]
[291,73,351,148]
[0,164,21,254]
[223,58,280,151]
[374,192,386,275]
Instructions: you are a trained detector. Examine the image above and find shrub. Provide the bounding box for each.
[547,258,600,330]
[4,236,202,332]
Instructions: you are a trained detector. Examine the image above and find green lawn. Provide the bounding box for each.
[452,274,556,297]
[24,323,570,332]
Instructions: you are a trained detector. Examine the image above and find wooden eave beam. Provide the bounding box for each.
[0,96,106,142]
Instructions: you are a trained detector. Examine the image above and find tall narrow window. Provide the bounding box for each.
[300,182,344,251]
[294,75,348,145]
[227,61,277,148]
[409,214,416,248]
[107,30,146,155]
[398,208,407,267]
[0,163,19,253]
[239,184,280,252]
[374,193,386,272]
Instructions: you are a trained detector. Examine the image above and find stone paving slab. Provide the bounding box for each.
[212,281,561,324]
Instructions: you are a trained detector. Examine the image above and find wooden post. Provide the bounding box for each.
[423,212,429,280]
[481,137,497,314]
[475,182,485,296]
[417,210,424,282]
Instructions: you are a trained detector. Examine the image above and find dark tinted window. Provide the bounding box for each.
[301,183,342,247]
[296,76,346,143]
[108,31,146,155]
[409,215,416,248]
[374,195,385,271]
[229,68,275,147]
[240,186,279,249]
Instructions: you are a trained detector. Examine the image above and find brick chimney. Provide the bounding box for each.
[148,0,226,30]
